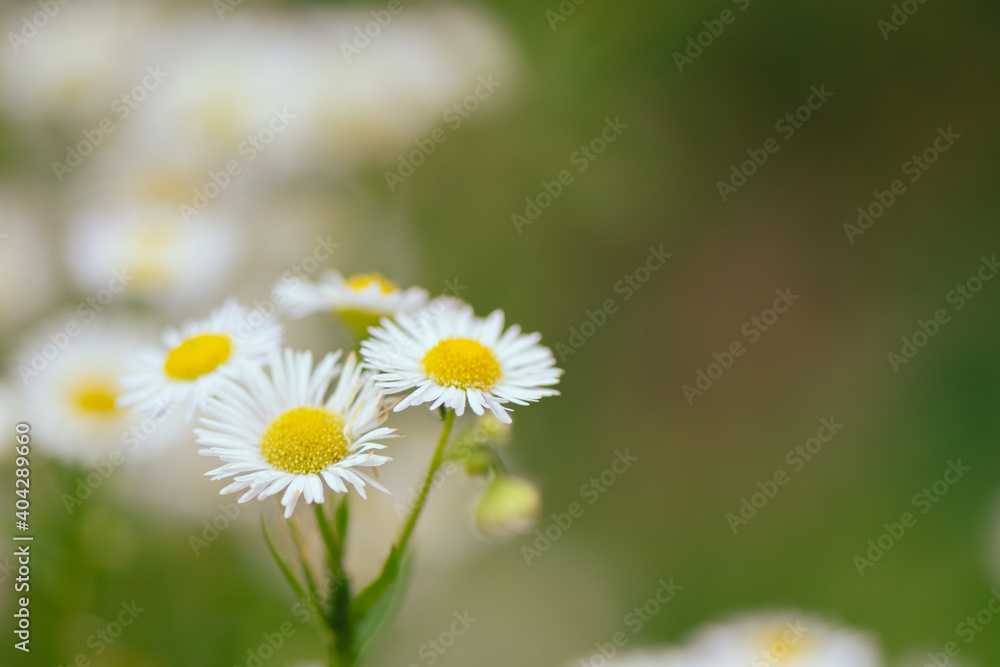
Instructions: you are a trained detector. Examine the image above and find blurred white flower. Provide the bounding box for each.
[16,319,184,465]
[293,4,518,170]
[111,3,518,177]
[118,11,316,176]
[278,270,428,336]
[3,1,519,194]
[681,611,882,667]
[0,0,165,127]
[64,205,245,312]
[569,612,882,667]
[0,194,58,333]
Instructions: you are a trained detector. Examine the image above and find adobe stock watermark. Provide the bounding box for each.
[545,0,587,31]
[578,578,682,667]
[726,417,845,534]
[384,75,503,192]
[511,116,628,233]
[232,620,297,667]
[751,620,810,667]
[521,449,638,566]
[682,287,800,405]
[554,245,671,364]
[16,268,134,385]
[844,126,960,244]
[878,0,932,41]
[672,0,753,73]
[213,0,246,20]
[360,276,469,360]
[716,85,833,202]
[61,400,180,514]
[340,0,416,61]
[392,416,505,519]
[189,502,242,556]
[922,588,1000,667]
[51,65,170,182]
[179,107,296,222]
[54,600,144,667]
[241,235,342,337]
[406,611,477,667]
[853,459,970,576]
[7,0,73,54]
[886,254,998,373]
[229,591,347,667]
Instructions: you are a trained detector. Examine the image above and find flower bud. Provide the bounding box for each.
[474,477,541,540]
[463,448,494,477]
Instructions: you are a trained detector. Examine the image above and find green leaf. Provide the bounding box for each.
[314,502,341,564]
[335,494,350,547]
[261,516,310,604]
[353,550,415,657]
[350,545,401,624]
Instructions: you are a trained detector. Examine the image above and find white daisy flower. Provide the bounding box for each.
[278,270,428,335]
[360,301,562,423]
[16,320,184,465]
[65,204,245,312]
[196,349,395,518]
[681,611,882,667]
[118,299,282,420]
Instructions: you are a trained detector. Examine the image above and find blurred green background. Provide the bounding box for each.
[2,0,1000,665]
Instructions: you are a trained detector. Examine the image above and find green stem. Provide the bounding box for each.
[315,502,355,665]
[261,516,329,643]
[287,514,323,613]
[324,410,455,667]
[396,409,456,556]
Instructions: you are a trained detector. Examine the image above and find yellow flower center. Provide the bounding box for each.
[260,407,349,475]
[163,334,232,380]
[130,223,178,287]
[346,273,397,294]
[138,173,196,206]
[422,338,501,389]
[757,627,810,662]
[72,381,121,414]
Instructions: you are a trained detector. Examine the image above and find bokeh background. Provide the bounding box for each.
[1,0,999,665]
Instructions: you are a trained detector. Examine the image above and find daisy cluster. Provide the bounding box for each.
[118,271,562,518]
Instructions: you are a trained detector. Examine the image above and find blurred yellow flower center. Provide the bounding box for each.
[758,627,810,662]
[138,173,196,206]
[164,334,232,380]
[422,338,501,389]
[260,407,348,475]
[72,381,120,414]
[131,223,178,287]
[346,273,397,294]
